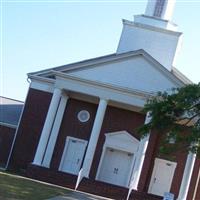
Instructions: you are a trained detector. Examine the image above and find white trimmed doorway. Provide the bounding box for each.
[96,131,139,187]
[98,147,133,187]
[148,158,177,196]
[59,137,88,175]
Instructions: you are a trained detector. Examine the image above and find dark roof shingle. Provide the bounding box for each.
[0,97,24,126]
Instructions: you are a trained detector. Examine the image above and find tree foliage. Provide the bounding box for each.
[138,83,200,156]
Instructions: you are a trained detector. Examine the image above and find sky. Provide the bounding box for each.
[1,0,200,101]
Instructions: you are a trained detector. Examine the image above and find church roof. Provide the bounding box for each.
[28,49,191,86]
[0,96,24,127]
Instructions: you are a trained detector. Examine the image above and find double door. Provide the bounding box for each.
[98,148,133,187]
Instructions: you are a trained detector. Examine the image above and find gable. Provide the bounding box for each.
[67,55,181,94]
[105,131,139,153]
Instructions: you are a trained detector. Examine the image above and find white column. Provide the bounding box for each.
[33,88,62,165]
[127,112,151,200]
[131,112,151,190]
[131,135,150,190]
[42,93,69,167]
[177,152,196,200]
[82,98,108,177]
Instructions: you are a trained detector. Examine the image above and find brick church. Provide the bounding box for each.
[6,0,200,199]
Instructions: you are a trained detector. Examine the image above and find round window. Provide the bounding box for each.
[77,110,90,123]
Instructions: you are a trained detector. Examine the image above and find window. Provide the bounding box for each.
[153,0,166,18]
[77,110,90,123]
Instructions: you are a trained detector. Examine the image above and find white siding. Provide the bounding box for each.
[68,55,178,94]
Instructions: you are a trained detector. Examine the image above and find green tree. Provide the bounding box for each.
[138,83,200,156]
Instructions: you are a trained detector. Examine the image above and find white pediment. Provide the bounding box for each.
[105,131,139,153]
[67,54,182,94]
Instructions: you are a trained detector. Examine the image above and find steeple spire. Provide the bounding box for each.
[145,0,176,21]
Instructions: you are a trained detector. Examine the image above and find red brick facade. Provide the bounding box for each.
[0,125,15,168]
[8,88,52,172]
[8,88,200,200]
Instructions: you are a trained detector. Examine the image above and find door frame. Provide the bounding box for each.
[59,136,88,175]
[96,146,135,187]
[96,131,139,187]
[148,158,177,196]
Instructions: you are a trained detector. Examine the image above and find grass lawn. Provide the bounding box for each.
[0,171,70,200]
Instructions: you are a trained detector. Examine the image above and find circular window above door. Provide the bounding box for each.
[77,110,90,123]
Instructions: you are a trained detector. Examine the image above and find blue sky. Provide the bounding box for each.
[1,0,200,101]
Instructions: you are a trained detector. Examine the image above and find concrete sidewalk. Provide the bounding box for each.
[48,191,113,200]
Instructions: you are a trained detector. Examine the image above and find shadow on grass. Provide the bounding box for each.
[0,172,70,200]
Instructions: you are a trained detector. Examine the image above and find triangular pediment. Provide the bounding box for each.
[105,130,139,153]
[105,130,139,143]
[66,52,183,94]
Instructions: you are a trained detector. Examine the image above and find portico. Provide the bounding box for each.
[31,70,153,192]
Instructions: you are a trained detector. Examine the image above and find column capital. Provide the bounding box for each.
[100,98,108,101]
[53,87,62,93]
[99,98,109,105]
[61,90,69,99]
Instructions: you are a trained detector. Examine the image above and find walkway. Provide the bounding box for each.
[48,191,113,200]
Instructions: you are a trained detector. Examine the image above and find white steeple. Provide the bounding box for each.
[134,0,177,31]
[117,0,182,71]
[145,0,176,21]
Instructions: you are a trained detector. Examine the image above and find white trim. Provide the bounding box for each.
[28,50,146,76]
[171,67,193,85]
[55,71,154,98]
[104,131,139,153]
[148,158,177,196]
[96,131,139,188]
[29,74,55,84]
[122,19,182,36]
[97,147,135,188]
[55,69,183,96]
[77,110,90,123]
[30,78,54,93]
[55,75,147,109]
[28,50,185,87]
[59,136,88,174]
[96,145,106,181]
[0,122,17,129]
[177,152,196,200]
[96,148,134,188]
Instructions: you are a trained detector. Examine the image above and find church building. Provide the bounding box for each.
[7,0,200,199]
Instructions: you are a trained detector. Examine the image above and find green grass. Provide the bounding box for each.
[0,171,70,200]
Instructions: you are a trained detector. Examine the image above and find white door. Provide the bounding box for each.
[59,137,87,175]
[148,158,177,196]
[98,148,133,187]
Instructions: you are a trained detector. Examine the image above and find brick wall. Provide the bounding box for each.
[9,89,196,199]
[0,125,15,168]
[8,88,52,171]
